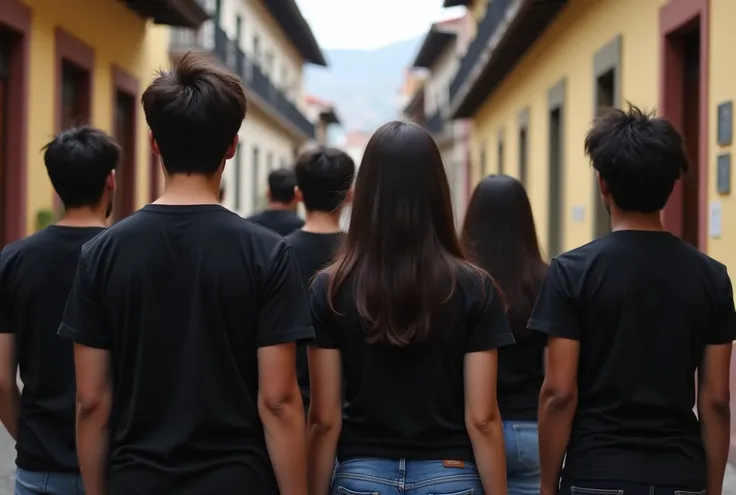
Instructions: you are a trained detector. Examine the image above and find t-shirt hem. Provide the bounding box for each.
[527,318,579,340]
[466,333,516,353]
[257,326,314,348]
[562,467,704,488]
[16,455,80,474]
[57,323,111,349]
[338,445,475,463]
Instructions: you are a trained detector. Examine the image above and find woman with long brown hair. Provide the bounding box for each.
[461,174,548,494]
[306,121,514,495]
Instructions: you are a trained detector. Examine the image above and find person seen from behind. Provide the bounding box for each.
[284,147,355,411]
[307,121,515,495]
[461,174,548,495]
[0,126,118,495]
[529,104,735,495]
[57,53,313,495]
[247,168,304,236]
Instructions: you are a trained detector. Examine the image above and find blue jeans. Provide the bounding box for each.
[503,421,540,495]
[15,469,84,495]
[559,480,705,495]
[332,458,483,495]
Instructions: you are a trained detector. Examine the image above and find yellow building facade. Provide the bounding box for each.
[0,0,207,244]
[451,0,736,273]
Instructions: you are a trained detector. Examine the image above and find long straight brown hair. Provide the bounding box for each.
[325,121,484,347]
[461,175,547,339]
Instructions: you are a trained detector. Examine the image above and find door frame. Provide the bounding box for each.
[112,66,139,217]
[0,0,29,243]
[659,0,709,250]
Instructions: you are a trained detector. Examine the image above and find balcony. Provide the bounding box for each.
[117,0,210,28]
[169,24,316,140]
[449,0,568,118]
[424,111,444,136]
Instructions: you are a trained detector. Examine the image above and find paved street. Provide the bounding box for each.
[0,427,14,494]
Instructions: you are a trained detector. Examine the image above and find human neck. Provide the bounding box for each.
[610,209,664,232]
[302,210,342,234]
[56,206,108,228]
[156,174,220,206]
[267,202,293,212]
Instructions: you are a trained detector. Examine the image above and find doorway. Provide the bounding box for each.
[680,30,700,247]
[659,0,708,250]
[113,91,135,221]
[548,107,563,258]
[593,69,615,238]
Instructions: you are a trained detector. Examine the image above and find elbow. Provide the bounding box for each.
[258,386,303,420]
[540,383,577,411]
[699,392,730,419]
[465,406,502,435]
[308,407,341,435]
[76,391,111,419]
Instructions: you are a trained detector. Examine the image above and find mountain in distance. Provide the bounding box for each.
[304,37,422,133]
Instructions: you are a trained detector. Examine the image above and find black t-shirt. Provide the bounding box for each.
[497,329,546,421]
[528,230,736,487]
[309,268,515,462]
[246,209,304,237]
[283,230,342,410]
[57,204,314,495]
[0,225,104,472]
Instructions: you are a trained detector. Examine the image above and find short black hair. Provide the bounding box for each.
[141,52,247,176]
[294,147,355,212]
[43,126,120,209]
[268,169,298,204]
[584,103,688,213]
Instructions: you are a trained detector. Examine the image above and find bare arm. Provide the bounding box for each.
[75,343,113,495]
[258,342,307,495]
[538,337,579,495]
[306,347,341,495]
[698,343,732,495]
[465,350,507,495]
[0,333,19,440]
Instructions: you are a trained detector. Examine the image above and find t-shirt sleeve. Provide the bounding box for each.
[466,274,516,352]
[257,243,315,347]
[705,267,736,345]
[0,248,13,334]
[57,253,111,349]
[308,272,339,349]
[527,258,581,340]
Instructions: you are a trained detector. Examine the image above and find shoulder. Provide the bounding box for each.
[0,229,51,272]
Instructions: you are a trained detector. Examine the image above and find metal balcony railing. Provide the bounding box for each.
[449,0,513,102]
[170,23,315,139]
[425,111,444,136]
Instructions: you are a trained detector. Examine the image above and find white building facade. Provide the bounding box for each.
[406,15,473,227]
[170,0,327,215]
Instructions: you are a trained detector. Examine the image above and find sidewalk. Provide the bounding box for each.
[726,463,736,495]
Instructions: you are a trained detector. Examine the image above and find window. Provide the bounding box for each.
[479,141,487,175]
[235,15,243,44]
[113,91,135,220]
[252,35,260,65]
[61,62,89,130]
[234,142,242,211]
[264,51,274,77]
[497,131,505,175]
[519,126,528,186]
[251,146,260,211]
[214,0,222,24]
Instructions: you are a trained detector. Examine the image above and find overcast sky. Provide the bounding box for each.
[295,0,464,51]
